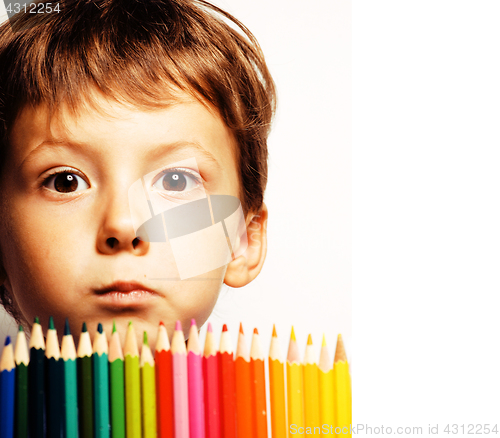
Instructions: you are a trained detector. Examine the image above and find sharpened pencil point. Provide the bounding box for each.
[272,324,277,337]
[253,328,259,335]
[19,325,24,332]
[334,334,347,363]
[34,316,40,324]
[290,326,296,342]
[143,331,148,345]
[97,323,103,334]
[82,322,87,332]
[175,320,182,331]
[4,336,10,346]
[222,324,228,332]
[307,334,313,345]
[191,318,196,326]
[64,319,70,336]
[207,322,213,333]
[48,316,55,330]
[112,320,116,333]
[322,334,327,347]
[239,323,244,334]
[160,321,165,327]
[128,321,132,327]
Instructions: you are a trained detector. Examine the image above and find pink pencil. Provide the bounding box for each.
[172,320,190,438]
[203,323,220,438]
[187,319,205,438]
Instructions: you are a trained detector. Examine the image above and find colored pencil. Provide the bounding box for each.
[250,328,267,438]
[14,325,29,438]
[202,322,220,438]
[46,317,63,438]
[187,319,205,438]
[109,321,125,438]
[219,324,237,438]
[155,322,174,438]
[172,320,189,438]
[303,334,320,430]
[0,336,15,438]
[268,325,286,438]
[333,335,351,437]
[61,319,78,438]
[28,317,46,438]
[141,331,157,438]
[124,321,141,438]
[235,323,252,438]
[77,322,94,438]
[286,327,304,436]
[93,323,110,437]
[318,335,334,427]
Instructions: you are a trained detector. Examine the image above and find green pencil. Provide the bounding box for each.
[124,321,141,438]
[46,316,63,438]
[109,321,125,438]
[93,323,110,438]
[28,317,45,438]
[14,325,29,438]
[61,318,78,438]
[78,322,94,438]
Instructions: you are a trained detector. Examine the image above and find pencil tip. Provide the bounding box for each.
[207,322,213,333]
[97,323,103,334]
[112,320,116,333]
[34,316,39,324]
[175,320,182,331]
[191,318,196,327]
[82,322,87,333]
[290,326,296,342]
[239,322,244,334]
[5,336,10,346]
[307,334,313,345]
[143,331,148,345]
[159,321,165,327]
[222,324,228,332]
[322,334,327,347]
[64,319,70,336]
[48,316,54,330]
[334,334,347,363]
[128,321,132,327]
[18,325,24,332]
[272,324,277,337]
[253,328,259,335]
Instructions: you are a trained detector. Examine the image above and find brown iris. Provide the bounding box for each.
[54,173,79,193]
[162,172,187,191]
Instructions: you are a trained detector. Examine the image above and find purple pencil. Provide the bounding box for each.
[172,320,190,438]
[187,319,205,438]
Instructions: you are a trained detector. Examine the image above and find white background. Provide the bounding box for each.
[3,0,500,433]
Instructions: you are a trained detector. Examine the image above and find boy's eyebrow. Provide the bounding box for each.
[21,139,223,170]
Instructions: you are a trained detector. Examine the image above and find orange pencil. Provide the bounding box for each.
[250,328,267,438]
[219,324,236,438]
[155,322,174,438]
[235,323,252,438]
[268,325,286,438]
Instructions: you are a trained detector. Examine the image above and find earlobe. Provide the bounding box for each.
[224,203,268,288]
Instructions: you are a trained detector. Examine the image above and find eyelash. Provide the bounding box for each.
[152,167,203,191]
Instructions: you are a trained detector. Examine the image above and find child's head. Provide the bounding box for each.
[0,0,275,344]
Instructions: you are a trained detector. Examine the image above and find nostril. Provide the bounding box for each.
[106,237,118,249]
[132,237,140,249]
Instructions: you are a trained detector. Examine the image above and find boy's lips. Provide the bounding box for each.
[94,281,159,307]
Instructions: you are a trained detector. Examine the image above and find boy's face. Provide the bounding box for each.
[0,91,242,346]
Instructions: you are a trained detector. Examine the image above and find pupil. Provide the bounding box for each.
[163,172,186,191]
[54,173,78,193]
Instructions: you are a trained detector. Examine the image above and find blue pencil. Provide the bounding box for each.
[1,336,16,438]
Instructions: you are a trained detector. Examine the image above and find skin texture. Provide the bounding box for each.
[0,91,268,347]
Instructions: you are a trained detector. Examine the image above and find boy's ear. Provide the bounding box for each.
[224,203,268,288]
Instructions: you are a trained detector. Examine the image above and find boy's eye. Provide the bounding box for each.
[44,172,90,193]
[153,170,199,193]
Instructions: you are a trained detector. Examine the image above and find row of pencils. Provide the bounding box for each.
[0,317,351,438]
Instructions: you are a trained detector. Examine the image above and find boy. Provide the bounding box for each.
[0,0,275,347]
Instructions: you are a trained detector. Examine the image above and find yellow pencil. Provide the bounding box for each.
[318,335,334,430]
[141,331,156,438]
[124,322,141,438]
[303,334,320,431]
[333,335,351,438]
[286,327,303,437]
[268,325,286,438]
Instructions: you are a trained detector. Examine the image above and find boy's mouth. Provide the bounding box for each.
[94,281,158,307]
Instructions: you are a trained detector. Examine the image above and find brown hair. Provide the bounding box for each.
[0,0,276,323]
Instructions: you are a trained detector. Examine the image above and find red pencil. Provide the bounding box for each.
[155,322,174,438]
[203,323,220,438]
[250,328,268,438]
[219,324,237,438]
[235,323,253,438]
